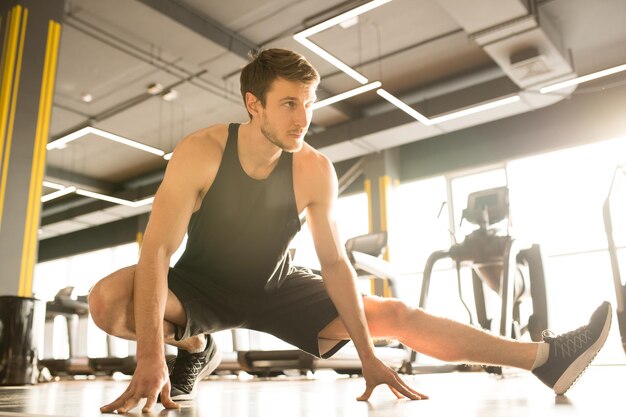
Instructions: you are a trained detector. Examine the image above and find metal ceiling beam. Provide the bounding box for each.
[135,0,258,59]
[307,76,518,149]
[41,76,517,225]
[38,81,626,259]
[45,166,115,192]
[399,81,626,182]
[38,214,148,263]
[136,0,362,120]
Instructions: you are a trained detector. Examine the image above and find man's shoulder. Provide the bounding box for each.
[294,143,337,198]
[164,124,232,191]
[167,124,231,175]
[296,142,333,173]
[181,124,229,153]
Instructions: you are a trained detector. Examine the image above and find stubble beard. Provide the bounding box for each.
[260,113,303,153]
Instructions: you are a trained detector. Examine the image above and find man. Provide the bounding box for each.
[88,49,612,414]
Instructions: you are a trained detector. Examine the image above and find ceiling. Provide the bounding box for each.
[39,0,626,241]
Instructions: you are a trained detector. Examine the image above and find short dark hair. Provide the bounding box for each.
[240,48,319,118]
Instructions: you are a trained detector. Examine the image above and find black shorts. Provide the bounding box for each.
[167,266,349,358]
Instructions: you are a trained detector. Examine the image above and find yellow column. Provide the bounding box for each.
[0,0,64,297]
[362,149,400,298]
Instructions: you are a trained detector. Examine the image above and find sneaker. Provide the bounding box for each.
[169,334,222,401]
[532,301,612,395]
[165,354,176,374]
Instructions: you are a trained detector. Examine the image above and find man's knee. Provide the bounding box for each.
[368,297,414,334]
[385,298,413,324]
[88,266,135,334]
[88,280,110,332]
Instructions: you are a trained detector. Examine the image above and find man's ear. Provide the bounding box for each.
[245,92,261,118]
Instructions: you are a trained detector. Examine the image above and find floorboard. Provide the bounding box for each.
[0,365,623,416]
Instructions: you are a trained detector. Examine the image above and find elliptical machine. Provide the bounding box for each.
[417,187,549,348]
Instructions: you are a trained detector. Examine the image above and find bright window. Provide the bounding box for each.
[507,138,626,255]
[290,192,368,270]
[33,242,139,359]
[506,136,626,363]
[391,176,450,274]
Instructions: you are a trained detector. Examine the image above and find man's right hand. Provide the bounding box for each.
[100,358,179,414]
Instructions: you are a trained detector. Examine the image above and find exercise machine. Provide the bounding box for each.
[39,286,141,377]
[316,231,411,375]
[412,187,548,367]
[39,287,93,375]
[603,164,626,354]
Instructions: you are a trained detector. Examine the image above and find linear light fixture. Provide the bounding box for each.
[313,81,381,110]
[294,36,369,84]
[133,196,155,207]
[47,126,165,156]
[41,186,76,203]
[427,95,521,124]
[41,184,155,207]
[75,189,137,207]
[540,63,626,94]
[376,90,521,126]
[296,0,392,38]
[376,89,431,125]
[294,0,520,127]
[293,0,392,84]
[43,180,66,190]
[75,189,155,208]
[42,179,155,207]
[163,152,173,160]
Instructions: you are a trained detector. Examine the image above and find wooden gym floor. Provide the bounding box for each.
[0,365,624,417]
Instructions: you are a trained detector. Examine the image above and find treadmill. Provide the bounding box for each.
[39,287,93,375]
[39,286,140,377]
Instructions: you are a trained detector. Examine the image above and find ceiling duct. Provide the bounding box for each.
[307,0,577,163]
[436,0,575,90]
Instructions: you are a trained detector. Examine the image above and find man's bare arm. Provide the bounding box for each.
[305,153,421,401]
[305,155,375,360]
[100,129,223,413]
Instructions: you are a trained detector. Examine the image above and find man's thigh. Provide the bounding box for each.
[318,295,404,340]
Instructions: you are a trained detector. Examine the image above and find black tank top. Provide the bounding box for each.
[175,123,302,294]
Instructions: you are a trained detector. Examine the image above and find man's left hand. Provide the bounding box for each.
[357,357,428,401]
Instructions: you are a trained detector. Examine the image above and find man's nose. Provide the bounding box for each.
[294,105,309,127]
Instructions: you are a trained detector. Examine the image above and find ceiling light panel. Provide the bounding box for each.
[296,0,392,38]
[41,186,77,203]
[313,81,381,109]
[75,188,155,208]
[75,189,136,207]
[540,63,626,94]
[295,0,522,127]
[294,36,369,84]
[293,0,393,84]
[47,126,165,156]
[376,89,431,125]
[428,95,521,124]
[43,181,66,190]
